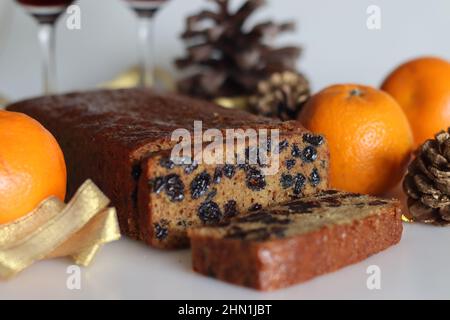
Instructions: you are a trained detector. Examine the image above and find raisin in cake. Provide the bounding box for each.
[7,89,329,248]
[189,190,403,290]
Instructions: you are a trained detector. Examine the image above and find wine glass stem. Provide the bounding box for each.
[37,23,57,95]
[137,15,155,88]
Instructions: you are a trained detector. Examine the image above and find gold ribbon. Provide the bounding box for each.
[401,215,413,223]
[0,180,121,279]
[0,94,8,109]
[214,96,250,110]
[101,66,176,91]
[100,67,250,112]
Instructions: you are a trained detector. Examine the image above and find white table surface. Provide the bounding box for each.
[1,0,450,300]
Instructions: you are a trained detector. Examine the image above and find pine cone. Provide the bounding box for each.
[176,0,302,99]
[403,128,450,225]
[249,71,310,120]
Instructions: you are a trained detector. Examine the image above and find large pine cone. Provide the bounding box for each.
[175,0,302,99]
[403,128,450,225]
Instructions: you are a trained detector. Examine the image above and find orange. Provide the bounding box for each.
[381,56,450,148]
[0,110,66,224]
[298,84,413,195]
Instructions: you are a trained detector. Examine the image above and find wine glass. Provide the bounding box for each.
[0,1,12,53]
[0,1,13,107]
[126,0,168,88]
[15,0,74,94]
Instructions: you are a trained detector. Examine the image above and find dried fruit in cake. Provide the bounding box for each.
[285,159,296,170]
[0,110,67,224]
[299,84,413,195]
[164,174,185,202]
[381,56,450,148]
[154,220,169,240]
[213,166,223,184]
[198,201,222,224]
[303,133,324,146]
[190,171,211,199]
[280,173,294,189]
[301,146,318,163]
[291,144,302,158]
[223,165,236,179]
[277,140,289,153]
[245,167,267,191]
[224,200,238,218]
[309,168,321,187]
[184,161,199,174]
[293,173,306,195]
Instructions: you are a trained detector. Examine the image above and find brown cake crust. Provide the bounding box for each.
[7,89,328,247]
[189,194,403,290]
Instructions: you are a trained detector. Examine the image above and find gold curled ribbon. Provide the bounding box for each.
[0,180,121,279]
[401,214,413,223]
[214,96,250,110]
[99,66,251,112]
[0,94,8,109]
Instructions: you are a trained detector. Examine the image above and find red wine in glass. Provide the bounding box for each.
[17,0,73,22]
[15,0,74,94]
[127,0,167,17]
[125,0,169,88]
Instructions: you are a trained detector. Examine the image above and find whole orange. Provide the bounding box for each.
[0,110,66,224]
[298,84,413,195]
[381,56,450,148]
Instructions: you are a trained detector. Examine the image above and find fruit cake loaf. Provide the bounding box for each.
[7,89,329,248]
[189,190,403,290]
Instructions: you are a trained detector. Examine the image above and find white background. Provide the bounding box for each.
[1,0,450,299]
[2,0,450,100]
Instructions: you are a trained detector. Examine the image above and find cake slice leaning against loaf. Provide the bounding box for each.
[189,190,403,291]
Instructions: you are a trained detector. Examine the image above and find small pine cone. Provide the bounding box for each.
[403,128,450,225]
[249,71,310,120]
